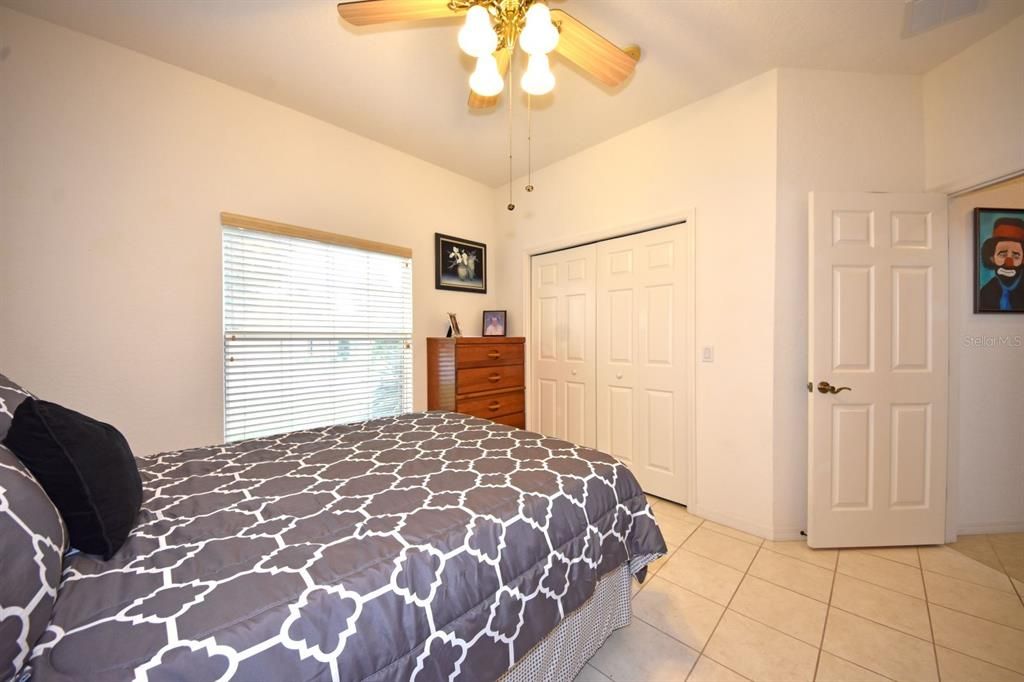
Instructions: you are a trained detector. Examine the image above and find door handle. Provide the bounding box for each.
[816,381,851,395]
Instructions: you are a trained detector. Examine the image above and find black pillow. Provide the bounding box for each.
[3,398,142,560]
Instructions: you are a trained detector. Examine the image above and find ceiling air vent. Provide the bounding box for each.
[903,0,985,37]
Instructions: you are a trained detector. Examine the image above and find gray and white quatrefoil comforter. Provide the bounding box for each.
[27,411,667,682]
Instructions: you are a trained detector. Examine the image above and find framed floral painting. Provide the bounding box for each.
[435,233,487,294]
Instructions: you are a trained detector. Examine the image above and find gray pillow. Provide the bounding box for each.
[0,443,68,680]
[0,373,32,441]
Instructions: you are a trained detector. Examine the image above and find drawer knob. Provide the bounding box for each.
[488,373,502,383]
[488,401,501,411]
[487,350,501,359]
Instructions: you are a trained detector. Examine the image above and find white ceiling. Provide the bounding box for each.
[4,0,1022,186]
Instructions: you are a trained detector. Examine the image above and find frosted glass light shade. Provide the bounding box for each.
[470,54,504,96]
[458,5,498,57]
[519,2,559,55]
[521,53,555,95]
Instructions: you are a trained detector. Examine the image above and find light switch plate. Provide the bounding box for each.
[701,346,714,362]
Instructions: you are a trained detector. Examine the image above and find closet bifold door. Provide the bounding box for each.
[531,244,597,447]
[595,227,689,504]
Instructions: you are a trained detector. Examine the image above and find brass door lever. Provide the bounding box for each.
[816,381,851,394]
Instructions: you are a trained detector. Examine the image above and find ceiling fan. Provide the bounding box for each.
[336,0,641,109]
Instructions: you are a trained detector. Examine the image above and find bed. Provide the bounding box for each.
[3,404,666,682]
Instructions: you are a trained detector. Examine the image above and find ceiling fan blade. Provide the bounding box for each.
[337,0,462,26]
[468,48,511,110]
[550,9,639,87]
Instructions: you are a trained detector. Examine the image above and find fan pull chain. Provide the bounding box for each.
[525,94,534,193]
[507,50,515,212]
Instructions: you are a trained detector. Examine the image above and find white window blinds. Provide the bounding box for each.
[223,225,413,441]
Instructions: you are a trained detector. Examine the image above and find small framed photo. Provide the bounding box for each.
[436,233,487,294]
[447,312,463,338]
[974,208,1024,313]
[482,310,507,337]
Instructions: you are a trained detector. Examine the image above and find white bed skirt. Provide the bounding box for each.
[498,560,640,682]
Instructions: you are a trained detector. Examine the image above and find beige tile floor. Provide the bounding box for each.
[576,496,1024,682]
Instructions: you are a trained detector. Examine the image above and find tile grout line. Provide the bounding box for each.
[915,582,1024,633]
[829,569,1024,634]
[812,553,840,681]
[667,532,1023,636]
[593,522,700,681]
[928,642,1024,678]
[822,652,899,682]
[619,517,710,674]
[759,544,838,572]
[921,565,1019,594]
[923,540,1020,592]
[646,516,1023,680]
[834,565,929,600]
[641,510,1024,672]
[631,514,697,598]
[690,524,764,548]
[826,604,939,647]
[919,547,942,682]
[659,546,835,609]
[981,534,1024,604]
[681,538,764,681]
[852,547,923,568]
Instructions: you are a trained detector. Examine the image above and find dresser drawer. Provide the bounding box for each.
[456,342,524,369]
[457,389,525,419]
[491,412,525,429]
[457,365,524,396]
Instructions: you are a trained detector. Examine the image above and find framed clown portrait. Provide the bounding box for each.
[974,208,1024,313]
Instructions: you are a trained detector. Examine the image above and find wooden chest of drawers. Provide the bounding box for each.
[426,337,525,428]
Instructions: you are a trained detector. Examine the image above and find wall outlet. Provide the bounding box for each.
[701,346,714,363]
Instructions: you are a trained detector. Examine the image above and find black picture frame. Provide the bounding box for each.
[435,233,487,294]
[973,207,1024,313]
[482,310,507,337]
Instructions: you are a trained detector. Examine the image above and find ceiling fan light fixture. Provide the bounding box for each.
[458,5,498,57]
[470,53,504,97]
[519,2,559,55]
[521,53,555,95]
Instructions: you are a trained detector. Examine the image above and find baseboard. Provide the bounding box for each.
[766,525,806,542]
[957,521,1024,535]
[687,505,778,541]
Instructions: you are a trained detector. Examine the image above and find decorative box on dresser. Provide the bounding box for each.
[427,337,525,428]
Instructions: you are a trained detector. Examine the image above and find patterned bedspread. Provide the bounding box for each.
[27,412,666,682]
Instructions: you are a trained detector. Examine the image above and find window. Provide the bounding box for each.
[222,216,412,441]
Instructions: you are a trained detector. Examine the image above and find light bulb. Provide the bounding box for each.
[470,54,504,97]
[458,5,498,58]
[519,2,559,55]
[521,53,555,95]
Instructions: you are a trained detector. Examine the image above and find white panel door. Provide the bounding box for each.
[808,192,948,548]
[531,244,597,446]
[596,226,690,503]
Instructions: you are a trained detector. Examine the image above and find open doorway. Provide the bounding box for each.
[946,175,1024,560]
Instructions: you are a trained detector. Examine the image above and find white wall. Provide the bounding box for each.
[923,15,1024,193]
[0,8,500,456]
[496,71,780,538]
[773,69,926,536]
[948,176,1024,534]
